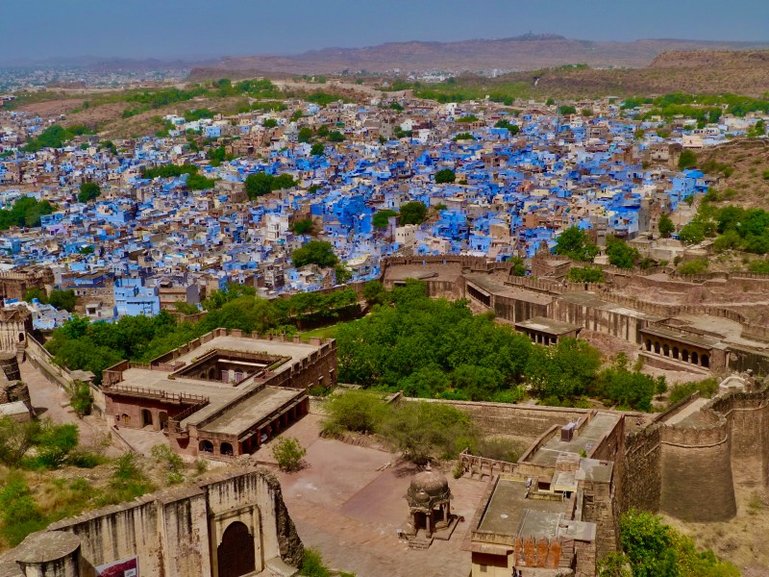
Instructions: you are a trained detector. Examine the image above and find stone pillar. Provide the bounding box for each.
[15,532,81,577]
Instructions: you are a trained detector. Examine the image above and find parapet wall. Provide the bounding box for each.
[407,397,590,439]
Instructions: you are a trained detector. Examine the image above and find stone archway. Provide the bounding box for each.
[217,521,255,577]
[141,409,153,428]
[221,442,234,456]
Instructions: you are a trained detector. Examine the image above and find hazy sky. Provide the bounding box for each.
[1,0,768,61]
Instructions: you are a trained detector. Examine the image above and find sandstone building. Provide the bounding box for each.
[101,328,337,458]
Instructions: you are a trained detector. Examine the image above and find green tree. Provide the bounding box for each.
[292,240,339,268]
[678,221,706,245]
[658,214,675,238]
[435,169,456,184]
[272,437,307,472]
[362,280,387,306]
[554,226,599,262]
[678,149,698,170]
[379,401,476,465]
[291,218,314,235]
[66,381,93,417]
[244,173,274,198]
[48,289,76,312]
[494,119,520,135]
[323,391,388,435]
[310,142,325,156]
[557,105,577,115]
[606,237,639,269]
[525,338,601,402]
[619,511,680,577]
[263,118,279,128]
[373,209,398,229]
[298,127,314,143]
[509,256,526,276]
[0,417,40,467]
[399,201,427,225]
[77,181,101,203]
[33,421,79,469]
[567,267,605,283]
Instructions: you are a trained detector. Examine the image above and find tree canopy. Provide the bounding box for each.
[554,226,599,262]
[435,169,456,184]
[658,214,675,238]
[244,172,297,199]
[373,209,398,229]
[606,237,639,269]
[292,240,339,268]
[398,201,427,225]
[77,182,101,203]
[0,197,54,230]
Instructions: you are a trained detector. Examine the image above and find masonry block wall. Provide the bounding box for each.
[619,426,661,514]
[659,414,736,522]
[27,469,304,577]
[412,398,589,439]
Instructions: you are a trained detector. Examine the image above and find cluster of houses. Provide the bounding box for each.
[0,88,767,324]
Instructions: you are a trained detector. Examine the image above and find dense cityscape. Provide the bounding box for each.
[1,3,769,577]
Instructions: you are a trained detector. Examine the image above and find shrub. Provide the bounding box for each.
[676,258,708,275]
[323,391,387,435]
[0,473,45,546]
[151,444,184,483]
[67,380,93,417]
[379,401,476,465]
[300,548,331,577]
[272,437,307,472]
[435,169,456,184]
[31,421,78,469]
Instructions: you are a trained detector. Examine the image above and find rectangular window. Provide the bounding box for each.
[479,566,487,573]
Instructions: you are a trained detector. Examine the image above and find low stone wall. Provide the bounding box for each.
[404,397,590,439]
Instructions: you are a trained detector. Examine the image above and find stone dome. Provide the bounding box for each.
[410,470,449,496]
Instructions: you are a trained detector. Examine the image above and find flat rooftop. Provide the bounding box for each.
[559,292,659,320]
[515,316,580,335]
[527,412,621,467]
[464,273,554,306]
[201,386,303,436]
[112,335,325,428]
[477,478,566,536]
[170,335,323,376]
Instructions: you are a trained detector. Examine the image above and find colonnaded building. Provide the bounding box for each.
[101,328,337,459]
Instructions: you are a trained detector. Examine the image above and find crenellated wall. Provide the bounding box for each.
[659,411,736,522]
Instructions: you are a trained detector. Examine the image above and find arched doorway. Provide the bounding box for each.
[200,440,214,453]
[217,521,255,577]
[141,409,153,428]
[221,442,234,456]
[158,411,168,430]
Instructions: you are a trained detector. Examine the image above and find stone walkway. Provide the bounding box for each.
[19,360,118,454]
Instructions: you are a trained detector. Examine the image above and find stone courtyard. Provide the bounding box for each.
[262,414,491,577]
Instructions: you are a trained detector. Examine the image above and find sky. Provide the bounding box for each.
[1,0,768,62]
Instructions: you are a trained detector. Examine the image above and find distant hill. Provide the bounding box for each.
[189,36,769,77]
[498,49,769,97]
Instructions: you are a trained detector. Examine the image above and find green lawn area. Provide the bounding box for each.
[298,321,351,341]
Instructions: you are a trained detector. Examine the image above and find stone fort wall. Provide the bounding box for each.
[0,469,303,577]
